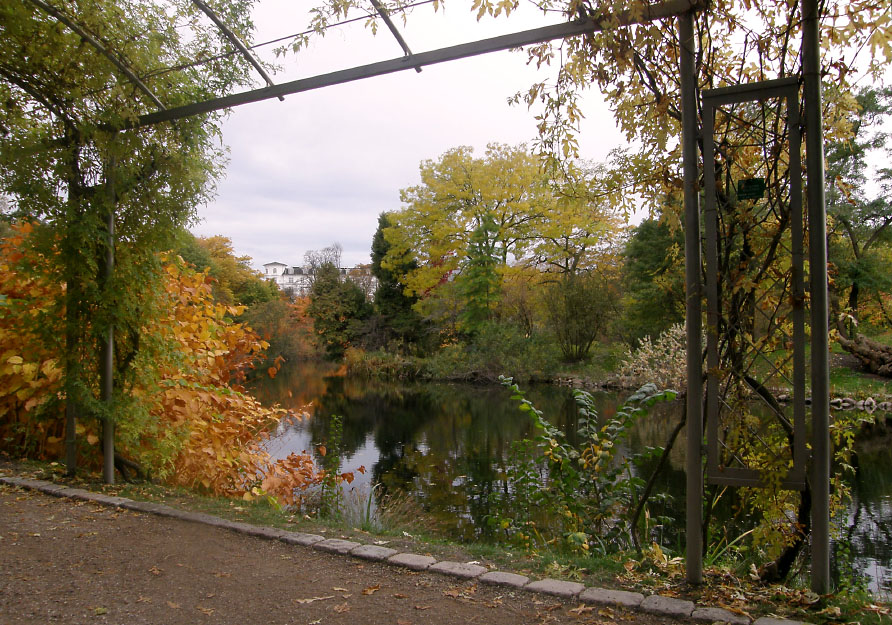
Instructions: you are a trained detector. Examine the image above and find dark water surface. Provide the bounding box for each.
[252,360,892,597]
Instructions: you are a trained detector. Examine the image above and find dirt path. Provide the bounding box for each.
[0,485,686,625]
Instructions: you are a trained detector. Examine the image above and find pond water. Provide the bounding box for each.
[251,360,892,597]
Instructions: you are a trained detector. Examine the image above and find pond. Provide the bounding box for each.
[251,360,892,597]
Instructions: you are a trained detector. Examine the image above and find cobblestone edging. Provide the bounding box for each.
[0,475,811,625]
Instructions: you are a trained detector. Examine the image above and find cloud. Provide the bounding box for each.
[193,1,624,269]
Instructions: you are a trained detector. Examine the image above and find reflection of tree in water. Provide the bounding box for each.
[838,431,892,595]
[253,363,892,590]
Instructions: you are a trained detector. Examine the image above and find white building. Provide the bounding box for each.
[262,261,376,298]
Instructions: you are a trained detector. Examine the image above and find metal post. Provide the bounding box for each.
[101,150,116,485]
[802,0,830,594]
[679,9,703,585]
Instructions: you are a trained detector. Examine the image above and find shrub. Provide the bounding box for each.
[615,323,687,391]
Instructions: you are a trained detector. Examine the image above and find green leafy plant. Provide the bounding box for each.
[492,376,677,556]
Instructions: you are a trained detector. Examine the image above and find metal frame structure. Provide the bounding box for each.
[16,0,833,594]
[701,77,807,491]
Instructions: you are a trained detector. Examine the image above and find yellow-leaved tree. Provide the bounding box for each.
[0,224,320,506]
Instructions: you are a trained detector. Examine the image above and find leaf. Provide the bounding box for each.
[166,602,180,609]
[333,602,350,613]
[197,606,215,616]
[149,566,162,576]
[568,604,594,615]
[294,596,335,604]
[362,584,381,595]
[93,607,107,615]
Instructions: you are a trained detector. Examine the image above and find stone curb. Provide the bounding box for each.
[0,475,816,625]
[525,578,586,598]
[429,561,488,579]
[641,594,696,618]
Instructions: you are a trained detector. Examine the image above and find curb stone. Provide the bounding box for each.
[315,538,362,554]
[350,544,398,561]
[579,587,645,608]
[479,571,529,588]
[429,561,487,579]
[525,579,585,598]
[2,475,822,625]
[387,552,437,571]
[280,532,324,546]
[640,595,695,618]
[692,606,750,624]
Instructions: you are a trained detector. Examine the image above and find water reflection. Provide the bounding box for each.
[252,360,892,595]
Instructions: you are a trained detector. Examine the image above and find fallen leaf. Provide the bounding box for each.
[166,601,180,609]
[214,571,230,578]
[197,606,215,616]
[136,596,151,604]
[333,587,348,592]
[444,589,461,598]
[362,584,381,595]
[392,593,407,599]
[397,620,412,625]
[568,604,594,615]
[148,566,162,576]
[334,602,350,613]
[295,596,335,604]
[414,605,431,611]
[93,607,107,616]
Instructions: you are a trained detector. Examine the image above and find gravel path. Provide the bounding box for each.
[0,484,688,625]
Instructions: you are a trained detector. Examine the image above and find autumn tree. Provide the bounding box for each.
[0,0,262,478]
[307,262,372,359]
[384,144,553,318]
[175,232,279,306]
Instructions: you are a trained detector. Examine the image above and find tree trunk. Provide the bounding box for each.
[837,332,892,377]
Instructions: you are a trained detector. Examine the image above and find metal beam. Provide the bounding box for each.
[679,9,703,586]
[802,0,831,596]
[192,0,284,101]
[370,0,422,73]
[28,0,166,111]
[135,0,704,128]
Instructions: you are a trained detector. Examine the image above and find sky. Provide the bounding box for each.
[190,0,627,269]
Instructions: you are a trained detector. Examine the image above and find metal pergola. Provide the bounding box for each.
[16,0,832,594]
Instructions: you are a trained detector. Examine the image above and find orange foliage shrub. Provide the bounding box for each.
[0,225,321,506]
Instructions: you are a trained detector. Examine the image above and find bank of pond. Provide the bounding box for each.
[251,361,892,598]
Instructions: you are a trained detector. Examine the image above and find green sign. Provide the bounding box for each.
[738,177,766,200]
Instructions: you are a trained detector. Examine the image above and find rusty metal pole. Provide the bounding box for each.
[679,9,703,585]
[802,0,830,594]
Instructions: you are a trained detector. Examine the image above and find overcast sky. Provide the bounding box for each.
[191,1,627,269]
